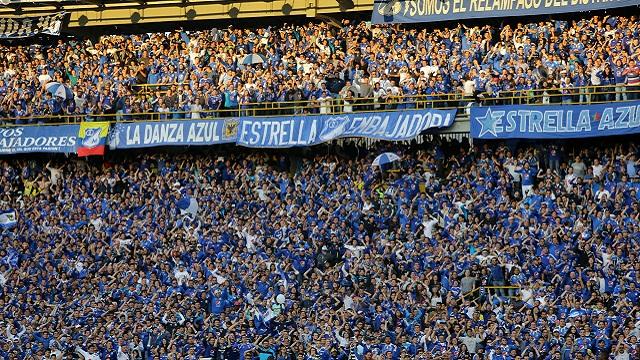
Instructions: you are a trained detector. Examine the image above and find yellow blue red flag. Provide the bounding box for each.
[77,122,109,156]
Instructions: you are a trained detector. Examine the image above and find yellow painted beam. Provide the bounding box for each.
[0,0,374,27]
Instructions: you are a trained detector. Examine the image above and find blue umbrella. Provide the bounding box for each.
[372,152,401,167]
[240,53,267,66]
[44,82,74,100]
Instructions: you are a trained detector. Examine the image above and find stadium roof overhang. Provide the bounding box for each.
[0,0,373,27]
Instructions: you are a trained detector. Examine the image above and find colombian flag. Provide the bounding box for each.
[77,122,109,157]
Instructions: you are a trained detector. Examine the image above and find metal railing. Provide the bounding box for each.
[2,84,640,125]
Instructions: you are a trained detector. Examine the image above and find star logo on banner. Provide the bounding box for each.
[475,108,499,138]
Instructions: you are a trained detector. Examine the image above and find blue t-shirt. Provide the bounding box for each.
[518,168,535,186]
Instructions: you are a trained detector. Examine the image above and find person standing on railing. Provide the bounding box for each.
[589,61,604,103]
[572,68,588,104]
[11,104,27,125]
[318,91,332,115]
[223,85,239,117]
[239,90,252,117]
[601,65,616,102]
[622,58,640,100]
[386,80,401,110]
[373,83,387,111]
[424,78,437,108]
[560,77,574,105]
[291,87,304,115]
[403,82,418,109]
[157,99,170,120]
[190,98,203,119]
[207,88,222,118]
[276,84,287,115]
[175,88,187,119]
[462,75,476,102]
[342,90,354,113]
[307,95,320,114]
[356,77,373,112]
[122,98,133,121]
[612,58,628,102]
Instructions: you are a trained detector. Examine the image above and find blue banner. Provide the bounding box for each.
[0,125,79,155]
[108,119,238,149]
[470,102,640,139]
[372,0,640,24]
[237,109,457,148]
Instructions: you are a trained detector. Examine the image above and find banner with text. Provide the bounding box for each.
[0,12,68,39]
[108,119,239,149]
[371,0,640,24]
[471,102,640,139]
[237,109,457,148]
[0,125,79,155]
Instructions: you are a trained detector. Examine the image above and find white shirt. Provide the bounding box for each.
[90,218,103,231]
[174,268,191,285]
[596,189,610,202]
[420,65,439,78]
[615,351,630,360]
[592,164,604,178]
[565,173,576,190]
[463,80,476,96]
[38,73,52,86]
[76,347,101,360]
[422,219,437,239]
[47,165,62,185]
[190,103,202,119]
[344,295,354,310]
[117,346,130,360]
[318,96,332,114]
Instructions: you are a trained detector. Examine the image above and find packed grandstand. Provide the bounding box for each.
[1,14,640,123]
[0,0,640,359]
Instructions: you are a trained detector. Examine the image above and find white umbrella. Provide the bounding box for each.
[44,82,74,100]
[372,152,401,167]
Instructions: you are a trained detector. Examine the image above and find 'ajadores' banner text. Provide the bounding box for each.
[471,101,640,139]
[372,0,640,24]
[0,125,78,154]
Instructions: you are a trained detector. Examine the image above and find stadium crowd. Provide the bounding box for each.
[1,14,640,122]
[0,137,639,360]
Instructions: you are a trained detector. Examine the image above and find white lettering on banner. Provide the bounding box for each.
[505,111,517,131]
[125,122,223,146]
[239,111,454,146]
[485,105,640,136]
[346,112,452,139]
[0,136,76,149]
[241,119,319,146]
[0,126,77,154]
[127,125,141,145]
[575,111,590,131]
[186,122,220,143]
[629,106,640,127]
[146,123,184,144]
[0,128,24,137]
